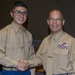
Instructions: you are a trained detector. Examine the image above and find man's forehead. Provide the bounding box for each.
[49,10,63,18]
[13,6,27,11]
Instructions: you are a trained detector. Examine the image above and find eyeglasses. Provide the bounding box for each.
[12,10,28,16]
[49,18,63,22]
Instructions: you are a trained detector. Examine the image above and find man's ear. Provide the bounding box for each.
[62,19,65,26]
[10,12,13,18]
[47,19,49,25]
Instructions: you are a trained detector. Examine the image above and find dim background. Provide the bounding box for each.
[0,0,75,74]
[0,0,75,41]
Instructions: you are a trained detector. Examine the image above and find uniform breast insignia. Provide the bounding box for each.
[58,42,68,49]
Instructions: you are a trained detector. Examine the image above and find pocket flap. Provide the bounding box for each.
[54,48,68,56]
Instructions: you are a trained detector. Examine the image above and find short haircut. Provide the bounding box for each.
[12,1,27,10]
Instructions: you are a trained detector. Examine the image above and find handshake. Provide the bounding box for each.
[16,60,29,71]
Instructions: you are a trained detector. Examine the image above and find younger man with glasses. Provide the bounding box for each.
[0,1,35,75]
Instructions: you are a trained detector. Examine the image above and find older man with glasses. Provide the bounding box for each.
[24,9,75,75]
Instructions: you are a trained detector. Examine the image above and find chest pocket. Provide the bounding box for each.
[6,43,19,55]
[5,43,16,57]
[54,48,69,56]
[6,43,19,50]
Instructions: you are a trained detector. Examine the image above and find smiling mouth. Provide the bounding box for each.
[52,25,58,28]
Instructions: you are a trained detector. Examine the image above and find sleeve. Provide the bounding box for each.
[0,29,18,67]
[28,37,47,67]
[66,38,75,74]
[71,38,75,74]
[26,32,36,75]
[28,34,35,60]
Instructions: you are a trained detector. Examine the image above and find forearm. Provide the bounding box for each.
[0,53,17,67]
[28,57,42,67]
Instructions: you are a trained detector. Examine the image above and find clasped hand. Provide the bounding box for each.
[17,60,29,71]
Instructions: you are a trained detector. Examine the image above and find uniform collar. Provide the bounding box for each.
[11,21,24,33]
[49,30,64,41]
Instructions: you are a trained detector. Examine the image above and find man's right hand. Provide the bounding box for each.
[16,60,29,71]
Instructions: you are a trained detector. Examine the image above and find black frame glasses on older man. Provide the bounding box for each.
[49,18,63,22]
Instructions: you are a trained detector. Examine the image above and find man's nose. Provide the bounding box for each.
[53,19,57,23]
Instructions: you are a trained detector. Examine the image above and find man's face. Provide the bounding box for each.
[47,10,65,34]
[10,6,28,26]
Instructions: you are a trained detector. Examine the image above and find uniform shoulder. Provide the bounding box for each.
[23,28,33,41]
[65,32,75,39]
[64,32,75,43]
[0,24,11,33]
[42,35,50,42]
[24,28,32,36]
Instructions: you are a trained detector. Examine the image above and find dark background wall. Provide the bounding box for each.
[0,0,75,40]
[0,0,75,72]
